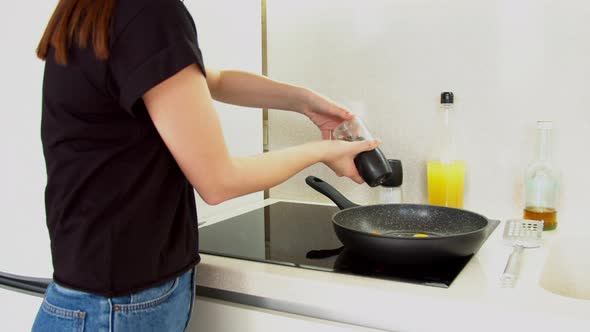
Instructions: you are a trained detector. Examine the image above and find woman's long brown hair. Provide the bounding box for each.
[37,0,116,65]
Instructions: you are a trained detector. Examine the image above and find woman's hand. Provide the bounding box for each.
[299,90,355,140]
[318,139,381,184]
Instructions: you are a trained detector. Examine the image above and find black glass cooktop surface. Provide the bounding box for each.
[198,202,499,288]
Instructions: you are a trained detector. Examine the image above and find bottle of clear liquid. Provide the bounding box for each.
[523,121,559,231]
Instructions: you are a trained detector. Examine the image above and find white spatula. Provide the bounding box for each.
[500,219,544,288]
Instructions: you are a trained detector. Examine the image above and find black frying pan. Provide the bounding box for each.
[306,176,490,264]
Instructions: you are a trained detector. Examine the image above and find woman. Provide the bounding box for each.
[32,0,380,331]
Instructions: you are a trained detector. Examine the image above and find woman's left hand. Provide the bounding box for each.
[300,90,355,140]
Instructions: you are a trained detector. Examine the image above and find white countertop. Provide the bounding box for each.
[196,199,590,332]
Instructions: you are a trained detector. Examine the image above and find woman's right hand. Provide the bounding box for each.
[319,139,381,184]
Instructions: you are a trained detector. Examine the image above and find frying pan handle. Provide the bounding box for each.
[305,176,360,210]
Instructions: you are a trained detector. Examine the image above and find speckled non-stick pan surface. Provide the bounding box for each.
[334,204,488,237]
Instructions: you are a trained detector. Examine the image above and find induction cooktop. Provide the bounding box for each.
[198,202,499,288]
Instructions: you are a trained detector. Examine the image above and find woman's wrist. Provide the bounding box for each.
[292,87,313,114]
[303,140,331,163]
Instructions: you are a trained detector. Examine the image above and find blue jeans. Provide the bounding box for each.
[32,268,195,332]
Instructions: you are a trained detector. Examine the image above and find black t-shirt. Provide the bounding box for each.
[41,0,205,297]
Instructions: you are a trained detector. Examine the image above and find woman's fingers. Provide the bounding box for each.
[332,105,354,120]
[314,94,352,119]
[322,138,380,185]
[353,139,381,153]
[351,175,364,184]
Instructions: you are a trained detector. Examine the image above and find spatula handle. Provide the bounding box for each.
[501,245,524,287]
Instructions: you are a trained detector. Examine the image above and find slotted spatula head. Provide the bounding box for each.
[503,219,543,248]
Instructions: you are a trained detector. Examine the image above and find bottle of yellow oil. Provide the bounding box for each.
[523,121,559,231]
[427,92,466,209]
[427,160,465,208]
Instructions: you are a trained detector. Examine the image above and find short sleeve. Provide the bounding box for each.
[109,0,206,114]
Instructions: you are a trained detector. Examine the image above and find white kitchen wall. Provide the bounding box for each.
[267,0,589,231]
[0,0,262,287]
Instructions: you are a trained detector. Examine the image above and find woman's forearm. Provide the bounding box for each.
[205,141,325,205]
[206,69,309,112]
[145,65,364,207]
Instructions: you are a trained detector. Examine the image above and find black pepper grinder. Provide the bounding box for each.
[332,117,392,187]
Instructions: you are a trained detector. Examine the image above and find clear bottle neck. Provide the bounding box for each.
[535,127,552,161]
[440,103,454,113]
[439,103,455,162]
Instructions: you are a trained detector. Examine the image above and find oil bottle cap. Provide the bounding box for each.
[441,92,454,104]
